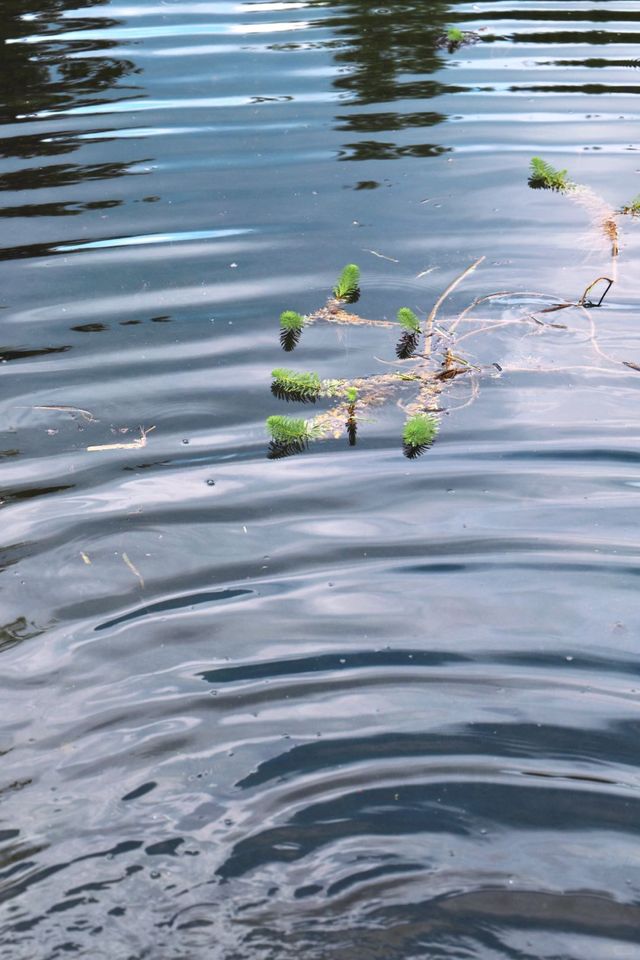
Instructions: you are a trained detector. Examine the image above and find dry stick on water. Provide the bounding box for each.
[424,257,485,357]
[87,425,155,452]
[34,404,98,423]
[122,552,145,589]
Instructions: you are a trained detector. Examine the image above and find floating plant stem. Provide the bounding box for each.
[528,157,572,193]
[280,310,305,351]
[271,367,322,402]
[334,264,361,302]
[425,257,485,356]
[579,276,613,308]
[346,387,358,446]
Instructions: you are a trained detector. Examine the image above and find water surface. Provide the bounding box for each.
[1,1,640,958]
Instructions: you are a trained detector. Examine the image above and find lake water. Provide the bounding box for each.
[1,2,640,957]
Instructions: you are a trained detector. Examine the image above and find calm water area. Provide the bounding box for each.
[1,1,640,957]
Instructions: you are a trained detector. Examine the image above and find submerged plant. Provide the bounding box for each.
[528,157,572,193]
[271,367,322,402]
[402,414,439,458]
[334,264,361,302]
[280,310,305,351]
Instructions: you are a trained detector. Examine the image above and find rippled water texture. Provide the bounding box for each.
[2,1,640,957]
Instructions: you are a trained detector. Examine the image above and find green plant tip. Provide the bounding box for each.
[622,194,640,215]
[346,387,358,403]
[266,415,312,444]
[397,307,421,334]
[528,157,571,193]
[403,414,438,448]
[280,310,305,332]
[271,368,322,397]
[334,264,361,300]
[447,27,464,42]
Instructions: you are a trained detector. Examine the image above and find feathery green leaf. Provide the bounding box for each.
[280,310,305,332]
[266,415,314,444]
[271,368,322,401]
[334,264,361,301]
[528,157,571,192]
[397,307,421,334]
[403,414,438,449]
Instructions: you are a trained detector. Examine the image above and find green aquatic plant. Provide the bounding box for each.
[345,387,358,446]
[271,367,322,402]
[266,415,318,457]
[280,310,305,332]
[622,194,640,216]
[528,157,572,193]
[266,415,311,442]
[397,307,421,334]
[280,310,305,351]
[396,309,421,359]
[447,27,464,44]
[334,264,361,301]
[402,414,439,457]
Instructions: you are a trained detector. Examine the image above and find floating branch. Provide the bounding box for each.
[402,414,439,459]
[579,276,613,308]
[334,264,361,302]
[528,157,572,193]
[280,310,305,351]
[271,368,322,402]
[267,250,636,462]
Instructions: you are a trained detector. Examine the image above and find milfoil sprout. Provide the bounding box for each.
[334,264,361,302]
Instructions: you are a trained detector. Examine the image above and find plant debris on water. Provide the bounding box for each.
[266,169,640,461]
